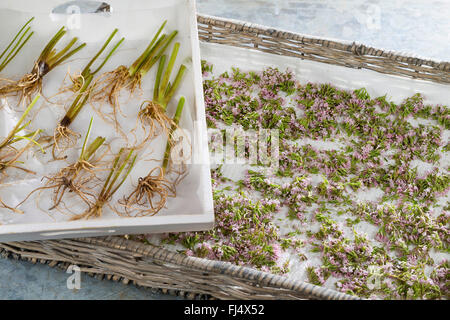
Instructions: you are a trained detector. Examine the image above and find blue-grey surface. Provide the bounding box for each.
[0,257,181,300]
[1,0,449,300]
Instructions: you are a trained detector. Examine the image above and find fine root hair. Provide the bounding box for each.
[119,166,176,217]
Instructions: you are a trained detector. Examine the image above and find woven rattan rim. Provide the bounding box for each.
[0,237,358,300]
[197,14,450,84]
[2,14,449,300]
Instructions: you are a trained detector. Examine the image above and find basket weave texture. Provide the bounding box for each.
[1,14,449,300]
[197,15,450,84]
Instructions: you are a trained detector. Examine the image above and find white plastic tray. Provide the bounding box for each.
[0,0,214,241]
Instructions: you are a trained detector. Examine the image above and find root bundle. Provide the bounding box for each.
[120,167,175,217]
[0,26,85,103]
[52,124,81,159]
[137,100,175,144]
[18,118,106,212]
[70,147,136,220]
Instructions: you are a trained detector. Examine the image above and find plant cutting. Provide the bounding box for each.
[121,42,187,217]
[161,96,186,173]
[52,73,94,159]
[17,117,106,212]
[70,147,136,220]
[92,21,177,123]
[122,97,186,217]
[137,42,186,143]
[70,28,124,93]
[0,26,86,103]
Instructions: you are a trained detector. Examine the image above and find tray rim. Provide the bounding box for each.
[0,0,215,242]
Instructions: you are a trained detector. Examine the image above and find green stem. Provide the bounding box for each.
[79,117,105,162]
[79,117,93,160]
[153,55,166,102]
[2,31,34,71]
[133,34,167,75]
[49,42,87,70]
[62,75,93,126]
[91,37,125,75]
[82,136,105,162]
[162,64,186,109]
[0,95,40,150]
[0,17,34,72]
[4,128,42,168]
[100,148,136,200]
[13,129,44,154]
[162,97,185,172]
[129,20,167,77]
[101,148,123,197]
[47,37,78,66]
[37,27,86,74]
[109,152,137,196]
[138,30,178,77]
[0,27,34,72]
[151,42,186,110]
[105,150,133,196]
[159,42,180,99]
[38,27,66,63]
[0,17,34,61]
[81,29,122,78]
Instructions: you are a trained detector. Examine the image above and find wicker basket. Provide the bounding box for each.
[1,14,449,300]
